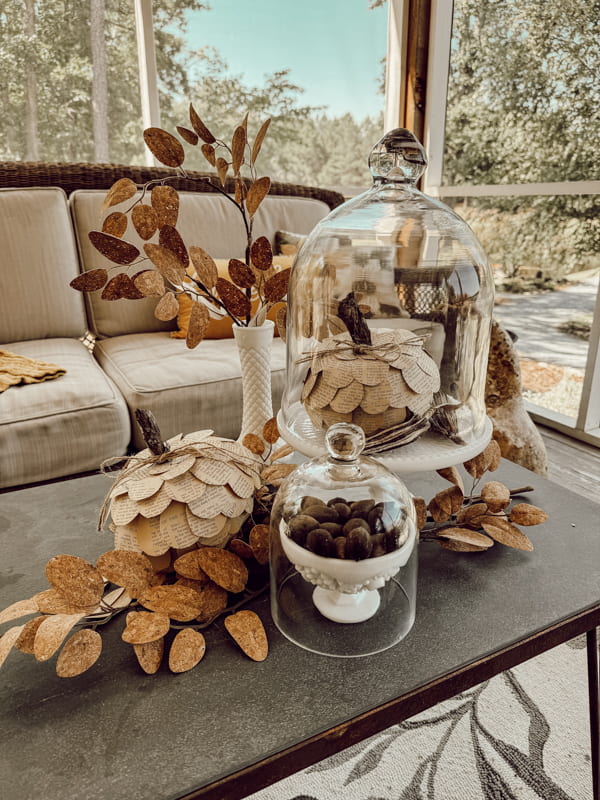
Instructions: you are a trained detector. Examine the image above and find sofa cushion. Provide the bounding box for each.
[172,255,293,340]
[0,338,130,488]
[69,190,329,338]
[94,332,287,449]
[0,188,88,344]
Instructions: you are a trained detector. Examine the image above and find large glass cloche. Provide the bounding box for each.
[278,129,494,472]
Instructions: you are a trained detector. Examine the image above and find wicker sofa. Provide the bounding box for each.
[0,162,344,489]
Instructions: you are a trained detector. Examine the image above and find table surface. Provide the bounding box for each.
[0,461,599,800]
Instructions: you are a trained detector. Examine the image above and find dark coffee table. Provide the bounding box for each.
[0,460,598,800]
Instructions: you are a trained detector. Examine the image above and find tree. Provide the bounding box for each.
[444,0,600,274]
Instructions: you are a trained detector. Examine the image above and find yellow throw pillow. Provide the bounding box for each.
[171,255,294,340]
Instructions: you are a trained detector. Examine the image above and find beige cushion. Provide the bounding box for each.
[94,332,287,449]
[69,190,329,338]
[0,338,130,488]
[0,188,88,344]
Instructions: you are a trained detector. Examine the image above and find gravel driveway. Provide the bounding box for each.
[494,274,599,370]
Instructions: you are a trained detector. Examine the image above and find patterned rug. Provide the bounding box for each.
[249,636,595,800]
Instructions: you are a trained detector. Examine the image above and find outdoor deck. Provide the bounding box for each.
[538,424,600,504]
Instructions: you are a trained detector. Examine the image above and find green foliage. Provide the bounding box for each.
[445,0,600,276]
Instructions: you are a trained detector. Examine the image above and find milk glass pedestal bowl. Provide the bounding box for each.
[270,424,418,657]
[278,128,494,472]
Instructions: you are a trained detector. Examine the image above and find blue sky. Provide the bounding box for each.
[185,0,387,118]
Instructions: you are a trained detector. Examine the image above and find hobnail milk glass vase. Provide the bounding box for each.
[233,319,275,445]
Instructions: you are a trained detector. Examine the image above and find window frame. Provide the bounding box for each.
[385,0,600,446]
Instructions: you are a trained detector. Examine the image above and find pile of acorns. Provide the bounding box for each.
[286,496,407,561]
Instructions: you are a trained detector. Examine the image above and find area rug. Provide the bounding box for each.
[249,636,595,800]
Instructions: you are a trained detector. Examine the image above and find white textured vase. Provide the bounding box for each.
[233,319,275,445]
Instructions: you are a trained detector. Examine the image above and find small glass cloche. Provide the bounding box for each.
[270,423,418,657]
[278,129,494,472]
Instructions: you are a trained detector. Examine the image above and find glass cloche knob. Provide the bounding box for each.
[368,128,428,185]
[325,423,365,462]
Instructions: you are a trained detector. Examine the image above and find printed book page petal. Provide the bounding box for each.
[113,524,144,552]
[160,502,198,549]
[163,471,207,504]
[330,380,364,413]
[360,381,392,415]
[127,475,164,502]
[135,485,172,519]
[160,454,197,482]
[110,493,140,526]
[133,515,171,556]
[184,508,227,541]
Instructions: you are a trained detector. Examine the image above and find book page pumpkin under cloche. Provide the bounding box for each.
[278,129,495,472]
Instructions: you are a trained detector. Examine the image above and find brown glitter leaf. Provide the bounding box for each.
[463,451,488,480]
[0,597,39,626]
[131,203,159,240]
[196,548,248,593]
[264,268,290,303]
[154,291,179,321]
[143,127,185,167]
[201,143,216,166]
[412,496,427,531]
[159,225,189,267]
[228,259,256,289]
[101,177,137,212]
[189,103,216,144]
[480,516,534,551]
[133,637,164,674]
[186,301,210,349]
[251,118,271,164]
[56,629,102,678]
[0,625,25,669]
[194,581,229,623]
[262,417,279,444]
[216,277,251,318]
[250,236,273,270]
[189,246,218,289]
[33,588,95,615]
[276,305,287,342]
[102,211,128,238]
[437,527,494,548]
[176,125,199,145]
[427,497,450,524]
[89,231,140,265]
[173,550,210,582]
[151,185,179,227]
[436,466,464,492]
[137,585,204,622]
[261,463,296,485]
[245,176,270,217]
[216,157,229,186]
[70,268,109,293]
[456,502,489,527]
[228,539,255,560]
[45,555,105,608]
[480,481,511,513]
[433,485,464,516]
[483,438,502,472]
[270,443,293,462]
[509,503,549,526]
[33,613,85,661]
[242,433,265,456]
[440,539,490,552]
[144,242,186,284]
[133,269,165,297]
[15,616,48,654]
[101,273,144,300]
[231,125,246,176]
[249,524,270,565]
[169,628,206,673]
[224,610,268,661]
[96,550,154,598]
[122,610,170,644]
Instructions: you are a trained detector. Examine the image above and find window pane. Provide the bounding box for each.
[443,0,599,186]
[443,194,599,420]
[0,0,144,163]
[160,0,387,189]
